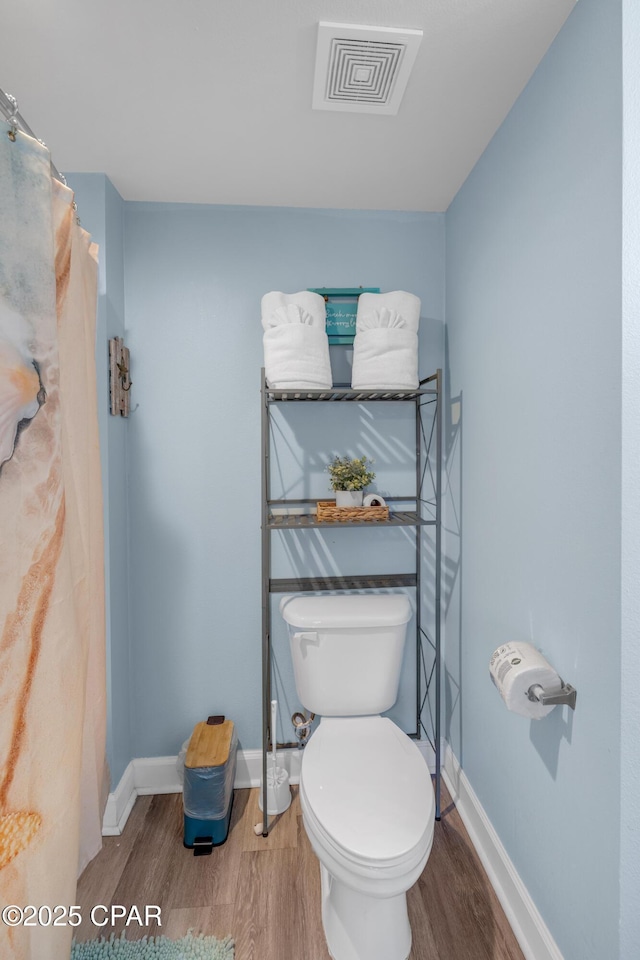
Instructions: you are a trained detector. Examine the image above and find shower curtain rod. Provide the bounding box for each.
[0,87,65,185]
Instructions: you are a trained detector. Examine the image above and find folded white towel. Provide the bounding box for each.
[261,291,326,332]
[356,291,421,334]
[263,324,332,389]
[351,328,419,391]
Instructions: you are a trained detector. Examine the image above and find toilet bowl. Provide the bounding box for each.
[300,717,434,960]
[281,594,436,960]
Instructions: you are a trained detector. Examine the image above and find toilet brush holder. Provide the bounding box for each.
[258,762,292,816]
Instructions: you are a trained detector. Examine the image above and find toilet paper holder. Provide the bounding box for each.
[526,680,577,711]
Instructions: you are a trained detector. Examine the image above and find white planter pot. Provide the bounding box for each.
[335,490,364,508]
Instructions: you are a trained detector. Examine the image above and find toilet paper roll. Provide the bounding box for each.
[489,642,558,719]
[363,494,387,508]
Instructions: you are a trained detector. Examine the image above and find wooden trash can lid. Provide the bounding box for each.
[185,719,234,769]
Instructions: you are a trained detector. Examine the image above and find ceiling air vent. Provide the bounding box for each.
[312,22,423,116]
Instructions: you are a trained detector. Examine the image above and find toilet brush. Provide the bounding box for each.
[257,700,292,819]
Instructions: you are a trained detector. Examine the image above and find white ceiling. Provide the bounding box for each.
[3,0,576,212]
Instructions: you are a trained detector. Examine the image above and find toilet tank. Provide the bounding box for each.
[280,594,411,716]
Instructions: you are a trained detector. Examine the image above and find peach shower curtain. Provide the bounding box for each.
[0,126,107,959]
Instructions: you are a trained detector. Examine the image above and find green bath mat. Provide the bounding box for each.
[71,931,234,959]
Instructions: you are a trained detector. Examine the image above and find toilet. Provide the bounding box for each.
[280,593,435,960]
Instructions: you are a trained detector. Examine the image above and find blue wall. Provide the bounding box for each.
[123,204,444,758]
[66,173,132,786]
[444,1,621,957]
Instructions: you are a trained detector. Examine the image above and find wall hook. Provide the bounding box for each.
[116,356,133,391]
[109,337,132,417]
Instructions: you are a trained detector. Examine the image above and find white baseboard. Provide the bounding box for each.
[102,747,303,836]
[101,761,137,836]
[132,755,183,796]
[102,738,435,836]
[442,746,563,960]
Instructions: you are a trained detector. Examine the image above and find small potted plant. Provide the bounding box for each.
[327,455,376,507]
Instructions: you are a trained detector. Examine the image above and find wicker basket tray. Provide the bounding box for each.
[316,500,390,523]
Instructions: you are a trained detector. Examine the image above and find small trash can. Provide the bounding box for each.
[182,716,237,854]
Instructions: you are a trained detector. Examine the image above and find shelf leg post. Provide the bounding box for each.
[261,371,270,835]
[435,369,443,820]
[415,393,422,739]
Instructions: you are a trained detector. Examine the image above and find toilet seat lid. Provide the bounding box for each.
[301,716,434,863]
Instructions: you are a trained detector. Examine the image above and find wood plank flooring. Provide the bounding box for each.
[75,783,525,960]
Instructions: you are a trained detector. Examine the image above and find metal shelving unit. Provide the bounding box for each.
[260,369,442,835]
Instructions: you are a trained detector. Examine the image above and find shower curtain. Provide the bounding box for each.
[0,125,107,959]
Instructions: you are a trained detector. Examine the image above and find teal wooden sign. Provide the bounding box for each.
[308,287,380,344]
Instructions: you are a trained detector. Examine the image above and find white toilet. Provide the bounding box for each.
[280,593,435,960]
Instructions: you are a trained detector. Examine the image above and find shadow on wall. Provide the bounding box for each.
[269,403,414,501]
[529,700,574,779]
[442,325,464,766]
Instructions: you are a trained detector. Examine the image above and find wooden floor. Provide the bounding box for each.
[76,783,525,960]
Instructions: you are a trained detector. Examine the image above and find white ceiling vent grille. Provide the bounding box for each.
[313,22,423,116]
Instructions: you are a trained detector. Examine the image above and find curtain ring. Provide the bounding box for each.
[6,93,19,142]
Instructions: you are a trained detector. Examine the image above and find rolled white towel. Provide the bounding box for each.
[357,307,407,331]
[263,324,332,389]
[261,291,326,332]
[351,328,419,391]
[263,304,315,328]
[356,291,421,334]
